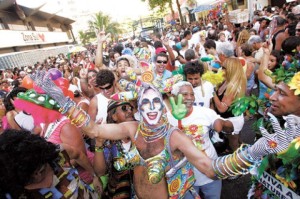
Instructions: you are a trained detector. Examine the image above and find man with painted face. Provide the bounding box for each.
[168,81,234,199]
[31,70,299,199]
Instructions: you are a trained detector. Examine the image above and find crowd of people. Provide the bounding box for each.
[1,2,300,199]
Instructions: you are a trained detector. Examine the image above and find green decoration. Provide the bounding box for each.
[169,94,187,120]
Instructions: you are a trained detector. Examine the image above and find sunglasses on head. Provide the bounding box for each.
[156,60,168,64]
[99,84,113,90]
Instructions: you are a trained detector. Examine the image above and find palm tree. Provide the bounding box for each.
[78,30,92,45]
[141,0,184,25]
[88,12,123,42]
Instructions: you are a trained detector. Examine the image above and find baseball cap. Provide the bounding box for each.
[107,100,132,113]
[155,47,167,55]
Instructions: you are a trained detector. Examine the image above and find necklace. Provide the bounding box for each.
[139,124,170,143]
[138,117,169,143]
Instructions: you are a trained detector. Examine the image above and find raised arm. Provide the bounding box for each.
[257,48,275,90]
[79,68,94,98]
[170,130,215,178]
[94,31,111,70]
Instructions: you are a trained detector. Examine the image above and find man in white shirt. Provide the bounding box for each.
[167,81,234,199]
[88,69,116,124]
[184,61,214,108]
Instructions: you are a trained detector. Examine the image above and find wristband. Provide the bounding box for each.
[95,145,104,153]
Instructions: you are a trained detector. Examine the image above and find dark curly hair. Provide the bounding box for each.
[184,60,205,76]
[96,69,115,87]
[3,87,27,112]
[0,129,59,198]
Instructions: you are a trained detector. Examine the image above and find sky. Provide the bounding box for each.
[17,0,152,21]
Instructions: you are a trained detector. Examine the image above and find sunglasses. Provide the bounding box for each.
[296,29,300,32]
[156,60,168,64]
[99,84,113,90]
[120,105,134,112]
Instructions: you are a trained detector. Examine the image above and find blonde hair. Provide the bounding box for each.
[236,30,250,47]
[223,58,246,98]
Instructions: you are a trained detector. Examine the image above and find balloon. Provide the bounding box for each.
[67,90,74,99]
[21,75,34,89]
[61,87,69,97]
[54,78,70,90]
[48,68,62,80]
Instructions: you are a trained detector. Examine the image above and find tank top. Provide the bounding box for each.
[272,29,285,50]
[215,87,234,118]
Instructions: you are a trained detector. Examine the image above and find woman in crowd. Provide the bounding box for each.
[212,57,247,151]
[258,49,283,100]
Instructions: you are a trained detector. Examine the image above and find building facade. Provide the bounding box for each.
[0,0,75,69]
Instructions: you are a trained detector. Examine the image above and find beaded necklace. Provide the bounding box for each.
[138,116,169,143]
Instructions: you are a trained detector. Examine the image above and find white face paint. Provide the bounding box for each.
[140,89,164,125]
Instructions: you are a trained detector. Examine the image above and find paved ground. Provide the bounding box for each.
[219,86,259,199]
[220,118,256,199]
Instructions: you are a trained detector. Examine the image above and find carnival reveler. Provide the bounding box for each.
[18,66,298,199]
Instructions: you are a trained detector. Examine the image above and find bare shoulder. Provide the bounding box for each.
[119,121,139,137]
[89,95,98,106]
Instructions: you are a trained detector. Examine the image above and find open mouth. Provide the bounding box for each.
[184,101,194,106]
[147,112,158,120]
[121,70,127,77]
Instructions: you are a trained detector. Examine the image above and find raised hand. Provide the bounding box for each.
[285,114,300,141]
[79,68,88,79]
[30,70,68,107]
[249,113,290,160]
[96,30,111,43]
[169,94,187,120]
[162,37,170,47]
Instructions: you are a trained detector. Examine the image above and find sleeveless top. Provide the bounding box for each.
[113,127,197,198]
[103,140,134,199]
[95,93,109,124]
[272,29,285,50]
[215,87,234,118]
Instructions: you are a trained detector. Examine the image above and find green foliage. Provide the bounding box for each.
[142,0,170,11]
[229,95,262,117]
[88,12,123,42]
[78,30,94,45]
[252,117,274,135]
[272,58,300,84]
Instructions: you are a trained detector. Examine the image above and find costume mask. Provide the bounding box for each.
[139,88,164,125]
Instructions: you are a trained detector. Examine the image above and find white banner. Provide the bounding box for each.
[258,171,299,199]
[0,30,72,48]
